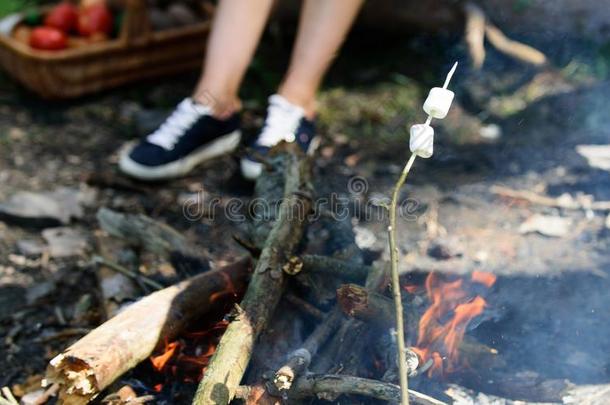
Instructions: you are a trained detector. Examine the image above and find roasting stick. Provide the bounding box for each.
[389,62,458,405]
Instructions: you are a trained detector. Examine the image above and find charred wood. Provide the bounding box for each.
[300,254,370,282]
[290,374,447,405]
[273,309,344,392]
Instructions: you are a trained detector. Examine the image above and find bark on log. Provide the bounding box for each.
[300,254,371,282]
[193,145,313,405]
[337,283,395,327]
[45,258,251,405]
[290,374,447,405]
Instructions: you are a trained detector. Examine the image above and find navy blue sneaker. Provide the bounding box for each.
[240,95,319,180]
[119,98,241,180]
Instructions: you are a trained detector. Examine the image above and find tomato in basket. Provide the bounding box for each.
[29,26,68,50]
[77,3,113,37]
[44,2,79,33]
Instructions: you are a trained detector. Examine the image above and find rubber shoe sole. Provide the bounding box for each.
[119,130,241,181]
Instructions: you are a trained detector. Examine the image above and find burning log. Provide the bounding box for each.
[193,145,313,405]
[336,283,422,379]
[45,258,251,405]
[337,277,503,380]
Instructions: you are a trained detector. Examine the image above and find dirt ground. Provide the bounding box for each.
[0,26,609,403]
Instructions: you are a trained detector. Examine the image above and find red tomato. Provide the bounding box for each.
[77,4,113,37]
[29,27,68,50]
[44,3,79,33]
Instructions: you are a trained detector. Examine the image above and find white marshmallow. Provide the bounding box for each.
[409,124,434,158]
[423,87,455,119]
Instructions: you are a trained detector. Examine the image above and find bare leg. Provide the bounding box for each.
[194,0,275,117]
[278,0,364,118]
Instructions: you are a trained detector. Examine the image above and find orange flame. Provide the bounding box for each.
[148,278,239,392]
[150,341,179,371]
[412,271,496,376]
[149,319,228,385]
[471,271,497,288]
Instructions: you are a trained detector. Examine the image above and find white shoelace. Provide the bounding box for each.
[257,95,305,147]
[147,98,212,150]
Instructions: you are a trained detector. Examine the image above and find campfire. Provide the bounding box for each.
[126,267,497,403]
[37,145,604,405]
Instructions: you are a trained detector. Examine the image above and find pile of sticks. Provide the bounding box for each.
[45,144,480,405]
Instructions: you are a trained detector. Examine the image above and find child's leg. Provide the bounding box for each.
[239,0,363,180]
[278,0,364,118]
[194,0,275,117]
[119,0,275,180]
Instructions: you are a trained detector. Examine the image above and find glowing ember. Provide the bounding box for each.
[148,275,239,390]
[149,320,229,387]
[412,271,496,377]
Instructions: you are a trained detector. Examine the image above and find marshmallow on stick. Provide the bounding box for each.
[409,62,458,158]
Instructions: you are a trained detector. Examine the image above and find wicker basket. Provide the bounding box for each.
[0,0,212,99]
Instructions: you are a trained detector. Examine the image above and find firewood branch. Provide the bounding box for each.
[193,145,313,405]
[252,374,447,405]
[464,2,486,69]
[462,2,547,68]
[337,283,395,327]
[273,308,344,392]
[485,23,547,66]
[45,259,251,405]
[300,254,371,281]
